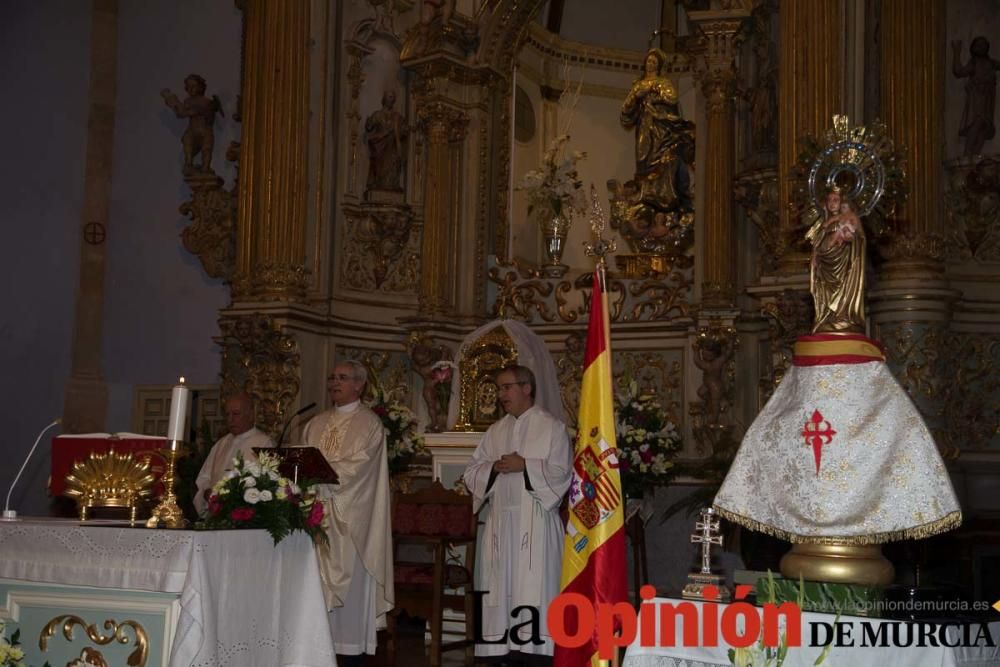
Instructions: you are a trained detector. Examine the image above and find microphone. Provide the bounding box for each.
[276,402,316,449]
[3,418,62,521]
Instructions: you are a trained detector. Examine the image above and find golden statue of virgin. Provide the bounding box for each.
[619,48,695,220]
[806,186,866,333]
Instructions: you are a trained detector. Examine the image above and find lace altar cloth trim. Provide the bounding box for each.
[0,521,336,667]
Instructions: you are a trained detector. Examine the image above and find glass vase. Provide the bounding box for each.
[540,211,571,278]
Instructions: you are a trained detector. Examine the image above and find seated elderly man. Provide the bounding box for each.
[194,392,274,514]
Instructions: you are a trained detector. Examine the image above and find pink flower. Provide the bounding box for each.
[230,507,255,522]
[208,496,222,516]
[306,501,325,528]
[431,366,451,383]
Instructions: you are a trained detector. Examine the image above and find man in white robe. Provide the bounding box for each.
[302,360,394,667]
[463,365,572,662]
[194,392,273,514]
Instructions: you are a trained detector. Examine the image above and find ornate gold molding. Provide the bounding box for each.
[879,232,947,271]
[231,263,310,301]
[734,168,781,273]
[455,326,518,431]
[944,157,1000,263]
[178,172,236,280]
[340,346,412,405]
[341,203,419,291]
[690,323,738,453]
[218,314,301,438]
[760,289,814,397]
[489,263,692,324]
[40,614,148,667]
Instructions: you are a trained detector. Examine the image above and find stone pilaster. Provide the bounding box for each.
[63,0,118,433]
[233,0,311,301]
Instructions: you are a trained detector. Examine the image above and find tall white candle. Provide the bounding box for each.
[166,377,191,443]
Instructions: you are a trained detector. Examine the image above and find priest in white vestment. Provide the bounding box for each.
[302,360,394,666]
[194,392,273,514]
[463,365,572,660]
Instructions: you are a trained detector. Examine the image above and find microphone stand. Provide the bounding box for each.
[276,402,316,450]
[3,418,62,521]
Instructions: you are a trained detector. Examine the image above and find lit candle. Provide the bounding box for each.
[166,377,191,445]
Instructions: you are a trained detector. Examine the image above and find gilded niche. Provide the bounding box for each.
[218,314,301,439]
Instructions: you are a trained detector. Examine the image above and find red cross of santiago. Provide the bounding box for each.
[801,409,836,474]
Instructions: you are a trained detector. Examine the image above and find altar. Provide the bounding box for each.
[0,520,335,667]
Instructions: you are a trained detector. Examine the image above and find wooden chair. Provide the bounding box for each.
[388,480,477,666]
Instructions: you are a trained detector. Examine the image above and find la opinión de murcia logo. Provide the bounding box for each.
[470,585,998,658]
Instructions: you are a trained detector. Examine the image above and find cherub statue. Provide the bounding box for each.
[952,37,999,157]
[161,74,224,175]
[693,336,733,427]
[408,334,454,432]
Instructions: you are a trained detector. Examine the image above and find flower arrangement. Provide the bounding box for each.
[199,450,326,545]
[0,622,27,667]
[615,381,682,499]
[517,134,587,221]
[430,360,457,425]
[368,378,426,475]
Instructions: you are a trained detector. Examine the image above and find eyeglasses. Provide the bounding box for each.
[497,381,528,391]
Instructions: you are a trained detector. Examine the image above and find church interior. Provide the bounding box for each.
[2,0,999,664]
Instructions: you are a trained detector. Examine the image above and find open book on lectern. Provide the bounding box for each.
[254,446,339,485]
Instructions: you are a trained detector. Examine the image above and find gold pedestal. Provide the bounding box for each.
[682,573,732,602]
[780,542,894,586]
[146,445,188,529]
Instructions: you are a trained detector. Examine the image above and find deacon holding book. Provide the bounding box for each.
[302,360,394,667]
[194,392,273,514]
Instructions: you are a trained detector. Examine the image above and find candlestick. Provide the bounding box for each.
[166,377,190,442]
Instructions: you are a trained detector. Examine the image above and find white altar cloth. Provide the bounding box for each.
[623,598,1000,667]
[0,520,336,667]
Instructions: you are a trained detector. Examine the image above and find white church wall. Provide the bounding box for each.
[0,0,90,515]
[102,0,241,431]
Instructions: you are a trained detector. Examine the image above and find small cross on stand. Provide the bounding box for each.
[681,507,731,602]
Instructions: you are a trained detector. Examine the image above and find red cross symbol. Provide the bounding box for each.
[801,409,836,474]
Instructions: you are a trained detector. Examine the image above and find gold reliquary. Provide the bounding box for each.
[455,325,518,431]
[64,450,156,523]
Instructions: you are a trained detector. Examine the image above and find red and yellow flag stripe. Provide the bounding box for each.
[554,268,628,667]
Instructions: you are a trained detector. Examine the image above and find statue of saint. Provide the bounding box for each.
[161,74,223,175]
[806,187,866,333]
[365,90,408,192]
[620,48,695,219]
[952,37,999,157]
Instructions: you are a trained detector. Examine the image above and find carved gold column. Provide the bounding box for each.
[870,0,952,443]
[234,0,310,300]
[63,0,118,432]
[416,101,468,317]
[879,0,946,273]
[688,10,748,307]
[777,0,845,274]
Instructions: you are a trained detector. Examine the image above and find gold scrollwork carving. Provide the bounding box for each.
[759,289,813,399]
[941,332,999,452]
[178,173,235,280]
[218,314,301,438]
[489,263,692,324]
[734,168,781,273]
[341,204,420,292]
[944,157,1000,262]
[340,346,411,406]
[40,615,148,667]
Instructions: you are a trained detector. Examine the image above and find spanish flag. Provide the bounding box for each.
[554,267,628,666]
